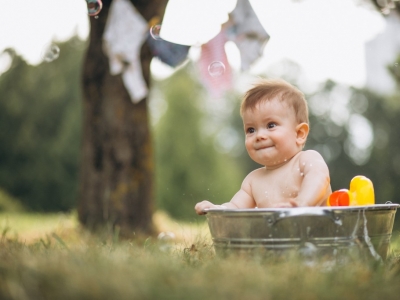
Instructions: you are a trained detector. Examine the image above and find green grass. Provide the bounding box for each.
[0,211,77,242]
[1,212,400,299]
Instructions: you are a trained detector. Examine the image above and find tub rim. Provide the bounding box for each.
[204,203,400,215]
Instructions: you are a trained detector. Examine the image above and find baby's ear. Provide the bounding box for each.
[295,123,309,146]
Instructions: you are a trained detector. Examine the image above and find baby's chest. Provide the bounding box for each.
[251,170,303,202]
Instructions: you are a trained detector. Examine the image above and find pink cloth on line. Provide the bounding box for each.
[198,30,233,98]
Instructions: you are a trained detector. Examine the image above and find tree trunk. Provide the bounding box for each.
[78,0,167,237]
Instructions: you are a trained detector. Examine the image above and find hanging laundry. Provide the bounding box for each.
[198,29,233,98]
[146,34,190,68]
[103,0,148,103]
[227,0,270,71]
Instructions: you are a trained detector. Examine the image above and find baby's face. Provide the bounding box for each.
[242,98,301,168]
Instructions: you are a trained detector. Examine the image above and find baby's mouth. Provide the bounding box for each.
[256,144,273,150]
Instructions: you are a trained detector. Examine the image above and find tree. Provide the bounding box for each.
[78,0,167,236]
[0,40,84,211]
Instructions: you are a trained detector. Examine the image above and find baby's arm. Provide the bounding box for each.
[194,200,227,215]
[296,150,331,206]
[194,175,256,215]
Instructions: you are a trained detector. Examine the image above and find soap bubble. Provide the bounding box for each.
[208,61,225,77]
[150,25,162,40]
[87,0,103,17]
[42,44,60,62]
[157,231,175,252]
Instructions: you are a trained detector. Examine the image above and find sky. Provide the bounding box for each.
[0,0,386,88]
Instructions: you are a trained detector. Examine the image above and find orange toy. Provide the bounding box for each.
[328,189,351,206]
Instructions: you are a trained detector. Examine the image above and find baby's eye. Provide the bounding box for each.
[267,122,277,129]
[246,127,255,134]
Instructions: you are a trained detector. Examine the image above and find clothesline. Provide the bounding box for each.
[102,0,269,103]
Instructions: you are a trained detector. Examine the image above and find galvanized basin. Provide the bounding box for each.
[204,204,399,260]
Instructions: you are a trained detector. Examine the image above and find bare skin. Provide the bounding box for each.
[195,98,331,215]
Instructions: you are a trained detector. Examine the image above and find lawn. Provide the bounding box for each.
[1,211,400,299]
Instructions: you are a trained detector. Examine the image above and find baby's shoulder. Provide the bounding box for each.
[297,150,329,172]
[297,150,324,162]
[243,167,265,182]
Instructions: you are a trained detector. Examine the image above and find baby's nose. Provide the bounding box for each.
[256,129,268,139]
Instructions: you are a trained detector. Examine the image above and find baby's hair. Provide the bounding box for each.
[240,78,309,125]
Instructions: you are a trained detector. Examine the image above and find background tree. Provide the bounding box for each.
[78,0,168,236]
[0,39,84,211]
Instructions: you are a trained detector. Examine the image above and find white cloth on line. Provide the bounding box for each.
[103,0,148,103]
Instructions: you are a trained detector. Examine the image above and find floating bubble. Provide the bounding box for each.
[150,24,162,40]
[42,44,60,62]
[208,61,225,77]
[157,231,175,252]
[158,231,175,241]
[87,0,103,17]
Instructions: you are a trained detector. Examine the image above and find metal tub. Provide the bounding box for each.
[205,204,399,260]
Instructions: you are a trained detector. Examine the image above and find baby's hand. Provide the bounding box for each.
[194,201,227,215]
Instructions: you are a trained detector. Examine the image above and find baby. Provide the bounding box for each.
[195,79,332,214]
